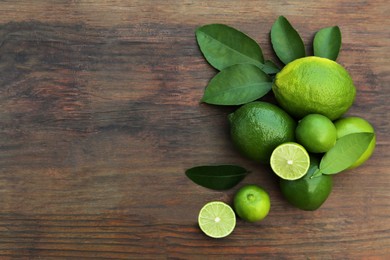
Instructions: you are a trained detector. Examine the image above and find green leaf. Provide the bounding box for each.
[185,165,250,190]
[320,133,374,175]
[262,60,281,74]
[313,26,342,61]
[201,64,272,105]
[270,16,306,64]
[196,24,264,70]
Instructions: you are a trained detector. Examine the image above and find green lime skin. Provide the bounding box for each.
[295,114,337,153]
[280,156,333,211]
[334,116,376,169]
[233,184,271,222]
[272,56,356,120]
[228,101,296,164]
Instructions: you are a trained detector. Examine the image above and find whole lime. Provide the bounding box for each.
[280,156,333,211]
[334,116,376,169]
[233,184,271,222]
[228,101,296,164]
[272,56,356,120]
[295,114,337,153]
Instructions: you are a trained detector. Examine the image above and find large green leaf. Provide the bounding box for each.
[270,16,306,64]
[185,165,249,190]
[196,24,264,70]
[313,26,342,61]
[320,133,374,175]
[201,64,272,105]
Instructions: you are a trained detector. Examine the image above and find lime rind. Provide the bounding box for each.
[198,201,236,238]
[272,56,356,120]
[270,143,310,180]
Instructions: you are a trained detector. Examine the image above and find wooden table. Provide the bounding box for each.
[0,1,389,259]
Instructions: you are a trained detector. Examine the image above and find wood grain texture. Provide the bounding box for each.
[0,0,389,258]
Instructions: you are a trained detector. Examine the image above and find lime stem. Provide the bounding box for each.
[247,194,255,201]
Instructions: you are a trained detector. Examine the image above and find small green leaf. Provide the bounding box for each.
[262,60,281,74]
[320,133,374,175]
[185,165,250,190]
[201,64,272,105]
[270,16,306,64]
[196,24,264,70]
[313,26,342,61]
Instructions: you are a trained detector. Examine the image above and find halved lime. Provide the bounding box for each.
[198,201,236,238]
[270,142,310,180]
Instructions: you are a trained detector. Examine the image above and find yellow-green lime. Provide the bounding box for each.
[334,116,376,169]
[233,185,271,222]
[272,56,356,120]
[295,114,337,153]
[270,142,310,180]
[280,156,333,211]
[198,201,236,238]
[228,101,296,164]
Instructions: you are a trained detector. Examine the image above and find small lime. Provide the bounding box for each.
[198,201,236,238]
[295,114,337,153]
[233,185,270,222]
[270,142,310,180]
[280,156,333,211]
[334,116,376,169]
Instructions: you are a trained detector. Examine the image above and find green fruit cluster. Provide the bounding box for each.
[189,17,377,240]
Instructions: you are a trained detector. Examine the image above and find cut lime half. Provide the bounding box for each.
[198,201,236,238]
[270,142,310,180]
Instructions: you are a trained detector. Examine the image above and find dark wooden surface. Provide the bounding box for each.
[0,1,389,259]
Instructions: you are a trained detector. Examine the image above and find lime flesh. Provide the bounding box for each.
[198,201,236,238]
[270,142,310,180]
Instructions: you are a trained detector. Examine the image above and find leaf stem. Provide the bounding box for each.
[310,169,323,179]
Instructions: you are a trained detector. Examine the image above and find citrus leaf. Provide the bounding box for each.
[314,26,342,61]
[185,165,250,190]
[196,24,264,70]
[270,16,306,64]
[201,64,272,105]
[262,60,281,74]
[320,132,374,175]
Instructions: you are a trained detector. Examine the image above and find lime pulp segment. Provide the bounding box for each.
[270,143,310,180]
[198,201,236,238]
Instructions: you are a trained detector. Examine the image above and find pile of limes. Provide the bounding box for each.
[192,18,376,239]
[229,56,376,212]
